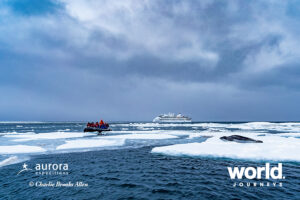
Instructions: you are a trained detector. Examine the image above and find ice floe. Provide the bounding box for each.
[55,133,177,150]
[276,132,300,137]
[0,156,28,168]
[152,133,300,161]
[0,145,46,154]
[4,132,94,142]
[56,139,125,150]
[0,156,19,167]
[104,133,178,140]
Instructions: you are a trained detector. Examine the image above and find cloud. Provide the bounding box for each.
[1,0,300,120]
[60,0,219,64]
[2,0,300,78]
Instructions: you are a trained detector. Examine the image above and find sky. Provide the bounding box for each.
[0,0,300,121]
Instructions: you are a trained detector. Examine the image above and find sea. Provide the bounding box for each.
[0,122,299,200]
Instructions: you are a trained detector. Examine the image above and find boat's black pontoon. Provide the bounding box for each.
[84,127,112,133]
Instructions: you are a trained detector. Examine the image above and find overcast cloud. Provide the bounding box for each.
[0,0,300,121]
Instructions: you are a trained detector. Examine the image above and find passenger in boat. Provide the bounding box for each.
[99,120,106,129]
[99,120,104,129]
[100,120,104,125]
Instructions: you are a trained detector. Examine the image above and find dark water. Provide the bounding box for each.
[1,147,299,200]
[0,122,299,199]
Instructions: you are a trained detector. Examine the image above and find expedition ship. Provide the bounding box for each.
[153,113,192,123]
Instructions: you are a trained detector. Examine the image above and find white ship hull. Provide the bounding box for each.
[153,115,192,123]
[153,119,192,123]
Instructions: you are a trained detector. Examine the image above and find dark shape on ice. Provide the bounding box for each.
[220,135,263,143]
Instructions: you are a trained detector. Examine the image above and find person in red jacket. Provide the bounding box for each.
[100,120,107,129]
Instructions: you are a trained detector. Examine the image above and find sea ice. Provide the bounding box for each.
[104,133,178,140]
[0,156,19,167]
[0,145,46,154]
[4,132,94,142]
[152,133,300,161]
[56,139,125,150]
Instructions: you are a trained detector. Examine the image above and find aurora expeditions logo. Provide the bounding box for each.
[17,163,69,175]
[228,163,285,187]
[17,163,33,175]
